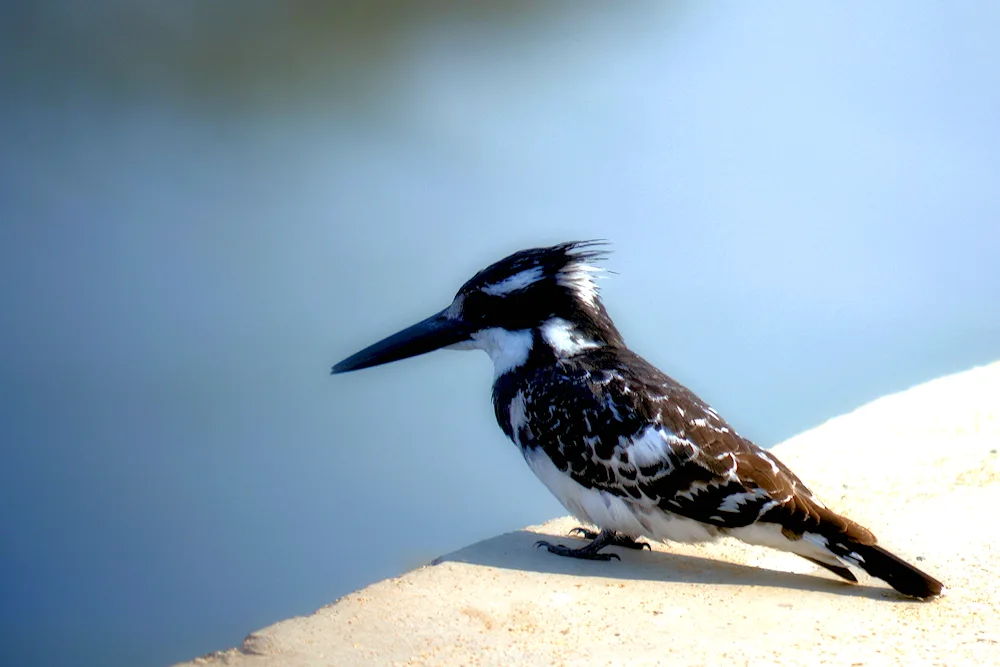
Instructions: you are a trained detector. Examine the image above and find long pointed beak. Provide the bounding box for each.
[331,308,471,374]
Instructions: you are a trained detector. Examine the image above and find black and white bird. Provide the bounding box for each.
[332,241,943,599]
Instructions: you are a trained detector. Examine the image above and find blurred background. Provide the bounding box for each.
[2,2,999,666]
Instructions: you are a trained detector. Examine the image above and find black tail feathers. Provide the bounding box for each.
[832,540,944,599]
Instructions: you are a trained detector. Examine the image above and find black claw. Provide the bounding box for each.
[567,527,651,551]
[534,533,622,561]
[535,539,621,561]
[615,537,653,551]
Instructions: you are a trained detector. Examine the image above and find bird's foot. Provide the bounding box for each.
[569,527,651,551]
[535,527,650,561]
[535,539,621,561]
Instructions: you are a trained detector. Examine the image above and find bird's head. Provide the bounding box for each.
[331,241,623,378]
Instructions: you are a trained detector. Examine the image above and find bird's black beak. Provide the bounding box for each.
[331,308,472,374]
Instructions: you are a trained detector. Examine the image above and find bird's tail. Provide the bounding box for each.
[828,539,944,599]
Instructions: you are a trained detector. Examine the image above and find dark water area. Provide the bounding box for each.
[2,3,999,666]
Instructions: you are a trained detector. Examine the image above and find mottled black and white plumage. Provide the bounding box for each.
[332,241,943,599]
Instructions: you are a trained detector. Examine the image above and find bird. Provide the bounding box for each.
[331,241,943,599]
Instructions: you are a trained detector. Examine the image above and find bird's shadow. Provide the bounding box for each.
[433,529,918,603]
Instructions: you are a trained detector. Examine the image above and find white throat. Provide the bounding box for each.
[448,327,534,379]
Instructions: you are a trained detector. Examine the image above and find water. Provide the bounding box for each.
[2,3,999,666]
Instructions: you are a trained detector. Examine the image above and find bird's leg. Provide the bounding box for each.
[568,526,651,551]
[535,528,640,561]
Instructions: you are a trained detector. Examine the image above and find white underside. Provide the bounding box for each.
[524,448,718,543]
[523,448,843,566]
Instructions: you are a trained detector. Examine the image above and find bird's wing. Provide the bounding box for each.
[528,350,870,540]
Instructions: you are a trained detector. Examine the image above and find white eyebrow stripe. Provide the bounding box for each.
[482,267,544,296]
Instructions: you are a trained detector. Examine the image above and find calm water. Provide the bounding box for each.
[2,3,999,666]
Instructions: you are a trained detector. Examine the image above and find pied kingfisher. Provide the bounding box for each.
[332,241,943,599]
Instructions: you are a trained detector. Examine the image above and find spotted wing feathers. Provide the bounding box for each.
[500,347,872,543]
